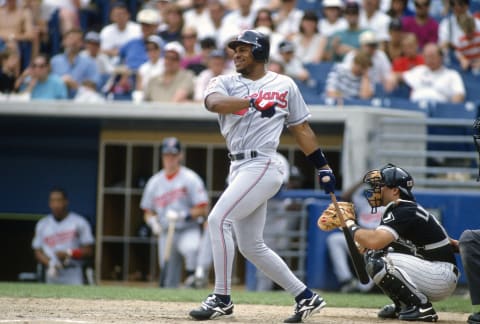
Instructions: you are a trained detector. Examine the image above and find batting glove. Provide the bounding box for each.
[46,259,62,279]
[318,169,336,194]
[250,98,277,118]
[146,216,162,235]
[165,209,191,222]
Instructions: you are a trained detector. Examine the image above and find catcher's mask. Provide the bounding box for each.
[474,118,480,181]
[363,163,414,213]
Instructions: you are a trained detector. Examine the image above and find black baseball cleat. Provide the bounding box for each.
[398,303,438,322]
[189,294,234,320]
[378,303,401,319]
[283,293,326,323]
[468,312,480,324]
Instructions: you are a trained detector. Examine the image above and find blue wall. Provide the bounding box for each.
[0,118,99,226]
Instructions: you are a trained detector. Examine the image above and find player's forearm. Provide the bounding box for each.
[289,122,322,156]
[34,249,51,266]
[205,93,250,114]
[189,204,209,220]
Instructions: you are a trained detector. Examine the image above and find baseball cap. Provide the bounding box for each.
[136,8,160,25]
[278,40,295,53]
[146,35,164,49]
[344,1,360,13]
[164,41,185,59]
[359,30,378,45]
[85,31,100,43]
[209,49,226,59]
[161,137,181,154]
[323,0,344,8]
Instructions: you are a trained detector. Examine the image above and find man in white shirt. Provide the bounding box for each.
[359,0,391,44]
[183,0,215,40]
[390,43,466,103]
[438,0,480,50]
[99,2,141,59]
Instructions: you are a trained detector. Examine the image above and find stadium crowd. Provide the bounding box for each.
[0,0,479,104]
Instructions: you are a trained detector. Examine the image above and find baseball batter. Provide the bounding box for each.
[32,188,94,285]
[189,30,336,323]
[141,137,209,288]
[346,164,458,322]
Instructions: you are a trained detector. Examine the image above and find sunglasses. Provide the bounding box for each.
[32,63,47,68]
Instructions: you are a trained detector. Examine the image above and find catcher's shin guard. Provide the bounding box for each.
[366,253,428,308]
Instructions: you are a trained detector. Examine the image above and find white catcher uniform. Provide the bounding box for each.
[204,71,311,296]
[32,212,94,285]
[140,165,209,287]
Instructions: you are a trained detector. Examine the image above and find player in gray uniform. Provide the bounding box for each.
[141,137,209,288]
[345,164,458,322]
[189,30,336,323]
[32,188,94,285]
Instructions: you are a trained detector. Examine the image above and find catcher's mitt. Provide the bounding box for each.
[317,202,356,231]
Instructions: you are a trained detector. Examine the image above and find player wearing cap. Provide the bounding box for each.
[189,29,336,323]
[140,137,209,288]
[345,164,458,322]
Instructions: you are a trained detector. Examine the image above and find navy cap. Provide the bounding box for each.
[161,137,181,154]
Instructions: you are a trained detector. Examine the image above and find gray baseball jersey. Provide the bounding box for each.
[204,71,313,297]
[140,165,209,230]
[204,71,311,153]
[32,212,94,285]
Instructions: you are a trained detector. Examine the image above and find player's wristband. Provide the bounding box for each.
[307,148,328,169]
[347,224,360,239]
[67,248,83,259]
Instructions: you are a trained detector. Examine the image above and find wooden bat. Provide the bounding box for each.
[159,220,176,287]
[330,192,370,284]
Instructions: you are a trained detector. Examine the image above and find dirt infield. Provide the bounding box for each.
[0,297,469,323]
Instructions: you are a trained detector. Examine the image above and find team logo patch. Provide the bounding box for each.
[383,212,395,223]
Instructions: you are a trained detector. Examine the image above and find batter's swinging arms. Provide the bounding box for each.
[189,30,336,323]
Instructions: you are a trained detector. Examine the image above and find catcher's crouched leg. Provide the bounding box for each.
[365,251,434,321]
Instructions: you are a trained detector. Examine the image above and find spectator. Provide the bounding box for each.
[141,137,209,288]
[359,0,392,46]
[193,49,231,101]
[438,0,480,52]
[275,40,310,82]
[134,35,164,100]
[0,48,20,94]
[401,0,439,50]
[0,0,34,67]
[144,41,195,102]
[387,0,413,19]
[186,36,218,76]
[74,79,105,103]
[23,0,49,59]
[99,2,141,61]
[319,0,348,37]
[273,0,304,38]
[459,229,480,324]
[325,51,374,100]
[342,30,392,88]
[253,8,283,59]
[326,180,383,293]
[119,8,162,72]
[328,2,367,62]
[291,11,327,64]
[385,18,404,61]
[268,58,286,74]
[207,0,237,50]
[388,43,466,103]
[159,3,184,43]
[150,0,171,30]
[180,26,203,71]
[81,31,114,76]
[183,0,214,40]
[50,28,100,98]
[455,14,480,73]
[41,0,90,34]
[390,33,425,73]
[17,53,68,100]
[32,188,94,285]
[222,0,256,35]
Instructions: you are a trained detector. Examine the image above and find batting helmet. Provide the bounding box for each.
[228,30,270,62]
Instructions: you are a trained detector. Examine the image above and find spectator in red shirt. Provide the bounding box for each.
[401,0,438,49]
[392,33,425,72]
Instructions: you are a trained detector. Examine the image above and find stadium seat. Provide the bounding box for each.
[460,71,480,102]
[47,9,61,56]
[304,62,335,95]
[18,41,32,71]
[294,79,322,105]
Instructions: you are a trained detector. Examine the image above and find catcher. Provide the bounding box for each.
[318,164,458,322]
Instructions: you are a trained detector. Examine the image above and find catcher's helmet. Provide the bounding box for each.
[228,30,270,62]
[363,164,414,212]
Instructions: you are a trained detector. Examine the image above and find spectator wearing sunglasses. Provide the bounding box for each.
[401,0,438,50]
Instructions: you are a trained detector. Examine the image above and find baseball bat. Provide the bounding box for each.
[329,192,370,284]
[159,220,176,287]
